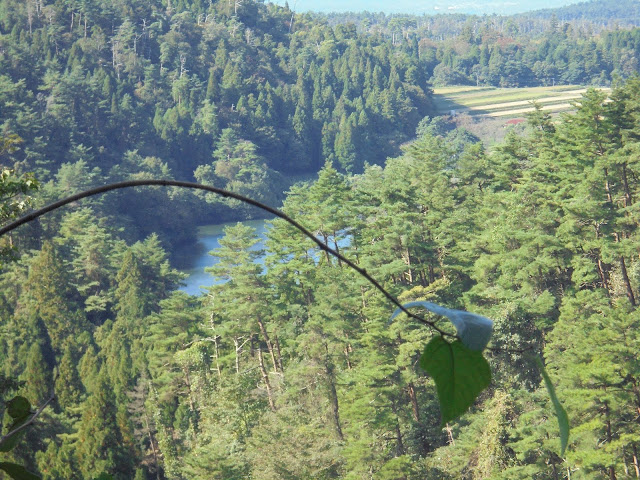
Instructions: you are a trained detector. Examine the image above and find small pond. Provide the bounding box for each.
[173,219,268,296]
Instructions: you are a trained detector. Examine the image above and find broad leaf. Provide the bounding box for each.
[0,462,40,480]
[0,397,33,453]
[0,428,26,453]
[0,417,32,453]
[391,301,493,351]
[420,336,492,425]
[6,397,30,420]
[536,356,569,456]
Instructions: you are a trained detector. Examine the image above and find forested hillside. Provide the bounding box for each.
[1,77,640,479]
[3,0,640,479]
[323,0,640,37]
[321,0,640,87]
[0,0,433,244]
[518,0,640,25]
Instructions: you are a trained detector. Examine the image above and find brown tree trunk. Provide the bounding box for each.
[597,257,611,293]
[622,163,633,208]
[605,402,617,480]
[632,443,640,478]
[344,344,352,370]
[257,348,276,411]
[403,247,413,284]
[395,419,405,457]
[256,314,279,373]
[27,0,34,34]
[274,335,284,372]
[632,380,640,417]
[207,314,223,380]
[445,423,455,445]
[233,337,242,374]
[212,335,222,380]
[322,234,332,264]
[391,400,405,457]
[407,382,420,422]
[333,233,343,268]
[143,412,162,480]
[324,345,344,440]
[619,256,636,307]
[182,367,199,433]
[360,286,367,309]
[604,169,614,205]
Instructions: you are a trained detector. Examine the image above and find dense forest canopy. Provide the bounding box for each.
[271,0,591,16]
[2,0,640,479]
[319,0,640,87]
[3,78,640,479]
[0,0,436,245]
[320,0,640,32]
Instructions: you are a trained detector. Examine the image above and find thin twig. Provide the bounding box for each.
[0,180,454,337]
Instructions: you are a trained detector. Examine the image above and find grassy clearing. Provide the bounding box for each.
[434,85,583,97]
[460,89,586,106]
[471,95,585,111]
[488,103,575,117]
[432,85,609,119]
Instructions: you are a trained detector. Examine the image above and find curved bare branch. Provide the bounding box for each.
[0,179,454,337]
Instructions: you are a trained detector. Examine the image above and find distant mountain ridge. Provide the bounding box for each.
[273,0,585,15]
[520,0,640,25]
[275,0,639,24]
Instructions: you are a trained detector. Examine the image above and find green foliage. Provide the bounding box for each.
[2,7,640,473]
[0,168,38,225]
[75,371,135,479]
[0,0,434,238]
[420,337,492,425]
[20,343,50,406]
[0,147,38,265]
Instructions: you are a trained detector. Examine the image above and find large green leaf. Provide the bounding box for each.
[0,428,26,453]
[0,462,40,480]
[535,356,569,456]
[0,397,33,453]
[420,336,492,425]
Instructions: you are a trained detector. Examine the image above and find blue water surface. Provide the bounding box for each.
[175,219,268,296]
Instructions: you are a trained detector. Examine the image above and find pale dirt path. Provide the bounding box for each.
[442,100,574,116]
[447,87,589,102]
[487,102,574,117]
[464,89,588,109]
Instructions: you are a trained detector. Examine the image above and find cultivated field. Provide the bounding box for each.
[432,85,611,119]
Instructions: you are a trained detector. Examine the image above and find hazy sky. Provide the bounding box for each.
[268,0,585,15]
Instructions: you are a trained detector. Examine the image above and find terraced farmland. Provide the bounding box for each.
[432,85,610,119]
